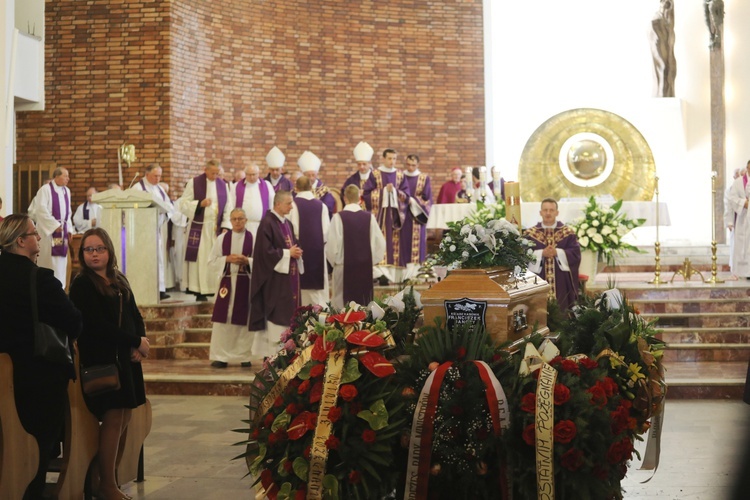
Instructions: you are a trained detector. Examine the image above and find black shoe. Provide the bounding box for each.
[196,295,208,302]
[160,292,171,300]
[211,361,228,368]
[241,361,253,368]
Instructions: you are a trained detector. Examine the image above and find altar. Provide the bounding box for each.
[426,200,671,229]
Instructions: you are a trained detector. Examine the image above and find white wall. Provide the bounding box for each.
[485,0,749,246]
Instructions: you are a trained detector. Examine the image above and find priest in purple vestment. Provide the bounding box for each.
[288,176,329,307]
[28,167,74,286]
[297,150,339,217]
[208,208,255,368]
[264,146,293,193]
[249,190,303,358]
[341,141,378,212]
[73,187,102,233]
[399,154,432,266]
[230,163,274,240]
[524,198,581,311]
[176,159,231,300]
[371,148,410,265]
[326,185,386,310]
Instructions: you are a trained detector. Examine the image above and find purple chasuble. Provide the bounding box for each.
[278,219,301,308]
[339,211,374,306]
[235,179,271,212]
[295,197,325,290]
[266,174,293,193]
[375,170,409,265]
[523,222,581,311]
[211,230,254,325]
[48,182,70,257]
[185,174,228,262]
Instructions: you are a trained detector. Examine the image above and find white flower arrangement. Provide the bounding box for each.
[570,196,645,264]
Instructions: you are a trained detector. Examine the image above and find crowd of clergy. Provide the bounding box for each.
[19,141,589,369]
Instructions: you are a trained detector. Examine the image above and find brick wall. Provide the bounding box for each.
[17,0,485,206]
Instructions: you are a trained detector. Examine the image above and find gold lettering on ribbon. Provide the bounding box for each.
[307,348,346,499]
[535,362,557,500]
[253,346,312,427]
[404,377,433,500]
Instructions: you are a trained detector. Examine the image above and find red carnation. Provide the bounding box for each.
[325,435,341,450]
[310,381,323,404]
[456,347,467,359]
[362,429,377,444]
[251,427,260,439]
[340,384,358,401]
[606,437,634,464]
[348,470,362,483]
[588,384,608,407]
[520,393,536,413]
[560,448,584,471]
[310,363,325,378]
[559,359,581,376]
[602,376,619,397]
[554,383,571,405]
[522,423,536,446]
[328,406,342,423]
[579,356,599,370]
[274,396,284,408]
[553,420,577,444]
[549,355,563,366]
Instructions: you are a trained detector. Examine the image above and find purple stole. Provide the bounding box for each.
[49,183,70,257]
[185,174,228,262]
[211,230,254,325]
[340,211,374,305]
[235,180,271,213]
[296,197,325,290]
[278,218,301,308]
[140,179,168,201]
[266,175,292,193]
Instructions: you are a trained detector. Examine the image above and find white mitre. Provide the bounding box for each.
[266,146,285,168]
[353,141,374,162]
[297,151,321,173]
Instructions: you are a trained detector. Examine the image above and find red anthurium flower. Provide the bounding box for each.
[346,330,386,348]
[288,411,315,440]
[327,310,367,324]
[310,380,323,404]
[360,351,396,377]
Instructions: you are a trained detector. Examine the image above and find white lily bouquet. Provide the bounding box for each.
[570,196,645,264]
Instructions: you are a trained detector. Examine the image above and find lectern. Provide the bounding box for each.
[93,189,171,305]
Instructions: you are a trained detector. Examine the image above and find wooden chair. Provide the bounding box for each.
[53,343,100,500]
[0,353,40,499]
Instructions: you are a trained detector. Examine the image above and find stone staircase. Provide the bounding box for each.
[589,277,748,399]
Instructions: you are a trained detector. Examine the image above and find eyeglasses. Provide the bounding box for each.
[20,231,40,238]
[83,246,108,254]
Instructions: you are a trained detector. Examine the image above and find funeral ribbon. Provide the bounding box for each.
[307,348,347,500]
[535,362,557,500]
[252,346,313,428]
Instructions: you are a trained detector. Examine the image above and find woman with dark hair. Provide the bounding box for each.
[0,213,82,499]
[69,227,149,500]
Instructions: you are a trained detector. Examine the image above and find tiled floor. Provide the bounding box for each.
[120,396,750,499]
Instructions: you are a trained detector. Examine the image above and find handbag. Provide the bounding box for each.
[80,289,123,397]
[30,266,74,368]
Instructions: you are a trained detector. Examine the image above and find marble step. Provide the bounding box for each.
[184,327,212,343]
[169,342,210,360]
[662,343,750,362]
[147,330,186,347]
[658,327,750,344]
[138,301,214,321]
[663,361,746,399]
[590,283,750,301]
[143,316,195,334]
[192,314,214,329]
[643,312,750,328]
[631,298,750,314]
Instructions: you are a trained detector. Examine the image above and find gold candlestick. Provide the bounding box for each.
[504,181,521,229]
[648,176,664,285]
[705,171,724,284]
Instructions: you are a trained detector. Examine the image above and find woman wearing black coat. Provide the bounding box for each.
[0,214,82,499]
[69,227,149,500]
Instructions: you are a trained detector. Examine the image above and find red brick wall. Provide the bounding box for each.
[17,0,485,206]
